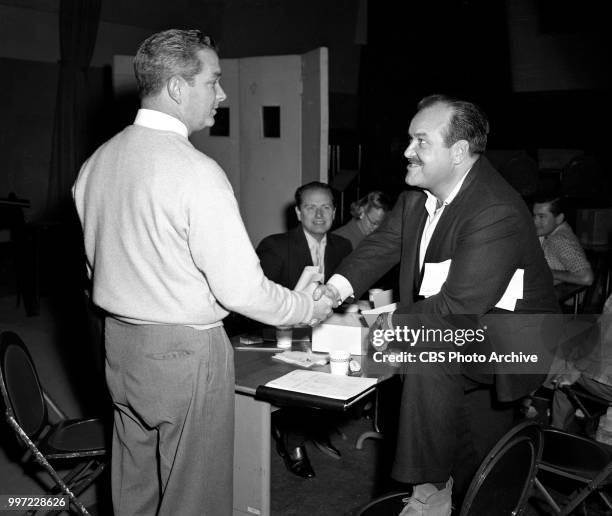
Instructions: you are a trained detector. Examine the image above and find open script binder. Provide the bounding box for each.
[255,370,378,411]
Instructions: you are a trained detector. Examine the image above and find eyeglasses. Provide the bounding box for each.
[363,210,382,229]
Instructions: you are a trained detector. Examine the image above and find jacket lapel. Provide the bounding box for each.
[408,195,429,297]
[290,227,313,285]
[323,237,334,282]
[422,158,483,264]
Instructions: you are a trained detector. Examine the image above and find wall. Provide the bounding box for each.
[0,0,363,220]
[217,0,361,130]
[0,4,153,66]
[0,57,57,218]
[359,0,609,202]
[506,0,609,92]
[0,4,153,219]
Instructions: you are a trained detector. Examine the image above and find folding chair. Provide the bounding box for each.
[534,427,612,515]
[0,331,107,515]
[356,420,543,516]
[557,383,611,438]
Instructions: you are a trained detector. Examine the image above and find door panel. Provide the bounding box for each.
[302,47,328,185]
[238,54,302,246]
[190,58,241,200]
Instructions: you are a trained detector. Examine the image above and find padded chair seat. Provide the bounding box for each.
[1,330,108,516]
[40,418,106,458]
[541,429,612,481]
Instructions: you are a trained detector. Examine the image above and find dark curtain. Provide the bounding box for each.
[359,0,513,195]
[47,0,101,216]
[43,0,109,421]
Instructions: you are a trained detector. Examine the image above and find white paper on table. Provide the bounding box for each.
[418,260,524,312]
[272,351,328,368]
[265,369,377,400]
[419,259,452,297]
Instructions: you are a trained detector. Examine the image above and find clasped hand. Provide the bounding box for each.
[308,283,341,326]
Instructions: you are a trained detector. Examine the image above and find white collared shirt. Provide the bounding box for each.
[418,168,471,270]
[303,230,327,279]
[133,108,189,138]
[328,167,472,302]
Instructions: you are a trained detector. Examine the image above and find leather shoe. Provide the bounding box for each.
[312,436,341,459]
[283,445,315,479]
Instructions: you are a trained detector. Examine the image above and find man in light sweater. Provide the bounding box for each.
[72,29,332,516]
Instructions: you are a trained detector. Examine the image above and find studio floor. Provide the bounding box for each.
[1,295,611,515]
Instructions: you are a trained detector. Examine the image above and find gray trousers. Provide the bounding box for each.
[105,319,235,516]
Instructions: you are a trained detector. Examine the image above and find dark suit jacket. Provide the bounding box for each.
[256,226,352,289]
[334,156,560,400]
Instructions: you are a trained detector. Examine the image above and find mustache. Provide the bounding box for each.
[407,157,423,167]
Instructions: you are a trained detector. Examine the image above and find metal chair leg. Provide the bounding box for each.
[534,477,562,514]
[355,390,384,449]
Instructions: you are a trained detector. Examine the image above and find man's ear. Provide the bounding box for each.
[451,140,469,164]
[555,213,565,226]
[295,205,302,222]
[167,76,183,104]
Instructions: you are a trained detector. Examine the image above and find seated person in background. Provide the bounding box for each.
[256,181,352,478]
[533,195,594,286]
[334,191,399,294]
[552,293,612,430]
[257,181,352,287]
[333,190,391,250]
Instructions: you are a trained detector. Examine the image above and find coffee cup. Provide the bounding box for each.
[368,288,384,308]
[275,326,293,349]
[329,349,351,375]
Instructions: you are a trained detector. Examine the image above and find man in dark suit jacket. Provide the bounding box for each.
[257,182,352,288]
[316,95,559,513]
[256,181,352,479]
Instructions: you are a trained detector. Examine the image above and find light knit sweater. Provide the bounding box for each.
[73,123,314,326]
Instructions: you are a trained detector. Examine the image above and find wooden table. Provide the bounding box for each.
[232,333,384,516]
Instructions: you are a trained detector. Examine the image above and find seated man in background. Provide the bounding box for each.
[552,293,612,429]
[257,181,352,288]
[256,181,352,478]
[533,195,594,286]
[333,190,391,250]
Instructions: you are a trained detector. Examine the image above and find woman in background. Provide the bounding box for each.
[333,190,390,250]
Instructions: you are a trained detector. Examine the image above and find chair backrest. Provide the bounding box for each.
[541,427,612,471]
[559,384,611,437]
[0,331,48,440]
[560,384,611,418]
[459,421,542,516]
[561,154,604,200]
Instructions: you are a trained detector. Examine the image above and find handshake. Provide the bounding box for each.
[308,283,342,327]
[308,284,394,352]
